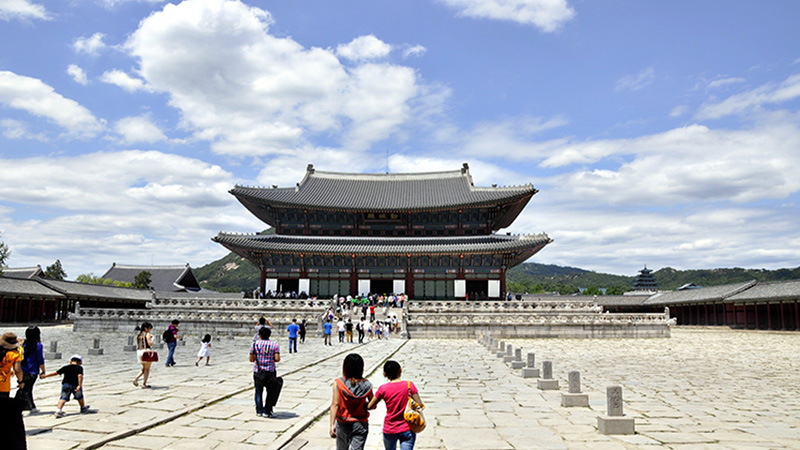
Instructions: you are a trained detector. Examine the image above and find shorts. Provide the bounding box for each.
[59,383,84,402]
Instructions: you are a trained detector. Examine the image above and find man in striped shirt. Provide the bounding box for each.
[249,327,280,417]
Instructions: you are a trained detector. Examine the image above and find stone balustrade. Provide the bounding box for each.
[149,297,321,310]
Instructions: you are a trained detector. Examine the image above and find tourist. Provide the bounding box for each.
[369,305,375,321]
[195,334,212,366]
[337,319,346,343]
[367,360,424,450]
[133,322,154,388]
[299,319,307,344]
[368,322,374,341]
[0,332,24,398]
[287,318,300,353]
[254,317,273,341]
[329,353,374,450]
[375,322,383,340]
[41,354,91,418]
[323,319,333,346]
[165,319,180,367]
[20,326,46,412]
[250,326,280,418]
[345,319,354,343]
[357,317,366,343]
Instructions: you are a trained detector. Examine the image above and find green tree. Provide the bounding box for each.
[582,286,603,296]
[44,259,67,280]
[134,270,152,289]
[0,234,9,276]
[606,285,628,295]
[76,273,133,288]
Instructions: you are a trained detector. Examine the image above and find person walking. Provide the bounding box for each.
[330,353,374,450]
[133,322,154,388]
[287,319,300,353]
[41,355,91,418]
[357,318,366,343]
[250,326,280,417]
[337,319,346,343]
[323,320,333,346]
[195,334,212,366]
[0,332,24,399]
[345,320,354,343]
[368,360,424,450]
[165,319,180,367]
[20,326,46,413]
[299,319,307,344]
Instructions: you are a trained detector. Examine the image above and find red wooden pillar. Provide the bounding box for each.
[780,302,786,330]
[704,304,709,325]
[743,304,749,329]
[795,301,799,331]
[260,268,267,295]
[500,267,506,300]
[766,302,772,330]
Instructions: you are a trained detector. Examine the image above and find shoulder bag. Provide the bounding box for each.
[403,381,426,433]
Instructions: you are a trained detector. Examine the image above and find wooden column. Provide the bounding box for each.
[743,304,748,329]
[260,268,267,296]
[766,302,772,330]
[780,302,786,330]
[500,267,506,300]
[795,301,799,331]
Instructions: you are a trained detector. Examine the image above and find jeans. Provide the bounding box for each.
[166,341,177,365]
[336,421,368,450]
[383,430,416,450]
[288,337,297,353]
[59,383,84,401]
[253,370,276,414]
[20,372,39,410]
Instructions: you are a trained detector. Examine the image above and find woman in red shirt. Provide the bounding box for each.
[368,360,424,450]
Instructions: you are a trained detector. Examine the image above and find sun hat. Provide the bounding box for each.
[0,332,20,350]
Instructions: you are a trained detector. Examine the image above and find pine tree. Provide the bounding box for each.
[44,259,68,280]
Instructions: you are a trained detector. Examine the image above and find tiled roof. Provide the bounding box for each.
[101,263,201,292]
[594,295,651,307]
[38,278,154,301]
[726,279,800,303]
[2,266,44,279]
[0,276,64,298]
[231,164,537,212]
[643,280,756,305]
[214,233,551,267]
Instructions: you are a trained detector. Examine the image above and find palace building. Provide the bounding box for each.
[213,163,552,300]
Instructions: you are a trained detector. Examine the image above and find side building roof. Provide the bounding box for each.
[101,263,201,292]
[231,164,537,228]
[37,278,154,302]
[725,279,800,303]
[643,280,756,306]
[213,232,552,268]
[2,266,44,279]
[0,276,64,299]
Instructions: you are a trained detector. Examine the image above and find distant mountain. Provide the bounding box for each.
[193,245,800,294]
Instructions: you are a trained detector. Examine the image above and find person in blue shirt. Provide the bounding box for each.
[323,319,333,346]
[287,319,300,353]
[21,326,46,413]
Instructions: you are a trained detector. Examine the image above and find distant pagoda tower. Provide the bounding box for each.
[213,163,552,300]
[633,265,659,292]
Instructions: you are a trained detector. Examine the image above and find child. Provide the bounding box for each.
[330,353,374,450]
[195,334,212,366]
[368,360,424,450]
[41,354,91,418]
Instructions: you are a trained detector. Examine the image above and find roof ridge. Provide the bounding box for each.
[112,264,189,270]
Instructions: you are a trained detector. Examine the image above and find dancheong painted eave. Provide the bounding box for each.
[230,163,538,213]
[212,233,552,268]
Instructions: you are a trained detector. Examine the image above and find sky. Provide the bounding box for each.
[1,0,799,279]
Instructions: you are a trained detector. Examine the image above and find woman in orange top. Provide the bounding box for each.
[330,353,374,450]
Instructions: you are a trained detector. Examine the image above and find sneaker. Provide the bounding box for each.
[30,408,40,414]
[257,412,264,417]
[265,411,275,418]
[80,405,92,413]
[54,410,65,418]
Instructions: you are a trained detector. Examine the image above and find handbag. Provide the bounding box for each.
[403,381,426,433]
[141,350,158,362]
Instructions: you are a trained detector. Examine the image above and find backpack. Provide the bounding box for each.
[335,378,370,423]
[162,329,174,343]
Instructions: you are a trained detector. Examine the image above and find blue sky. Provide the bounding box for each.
[1,0,799,278]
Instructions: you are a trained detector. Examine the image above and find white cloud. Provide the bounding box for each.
[707,77,745,89]
[402,45,427,59]
[0,0,49,21]
[100,70,151,93]
[615,66,656,92]
[99,0,164,6]
[0,71,104,137]
[0,150,255,276]
[438,0,575,32]
[67,64,88,85]
[336,35,392,61]
[669,105,688,118]
[697,73,800,120]
[114,116,167,144]
[73,32,107,55]
[123,0,430,156]
[0,118,45,141]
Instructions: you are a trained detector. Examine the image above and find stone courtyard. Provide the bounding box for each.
[5,324,799,450]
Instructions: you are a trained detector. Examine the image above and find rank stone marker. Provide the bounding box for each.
[561,371,589,407]
[503,345,515,362]
[88,337,104,355]
[123,336,137,352]
[511,348,525,369]
[537,360,559,390]
[522,352,539,378]
[45,341,61,360]
[597,385,635,435]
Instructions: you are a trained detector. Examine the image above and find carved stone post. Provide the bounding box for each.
[522,353,539,378]
[537,361,559,390]
[561,371,589,407]
[511,348,525,369]
[124,335,137,352]
[597,385,635,434]
[88,337,104,355]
